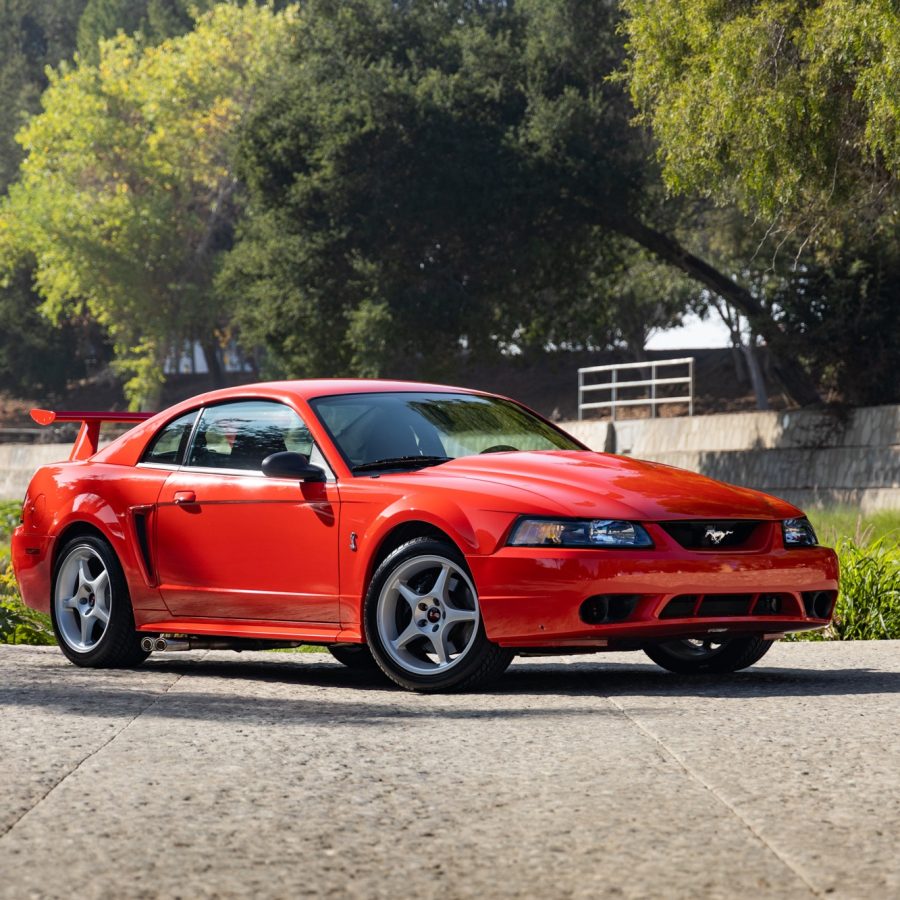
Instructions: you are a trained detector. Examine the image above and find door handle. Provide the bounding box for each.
[173,491,197,505]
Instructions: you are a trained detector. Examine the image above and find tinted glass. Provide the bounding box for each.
[187,401,310,471]
[310,392,583,469]
[142,411,197,466]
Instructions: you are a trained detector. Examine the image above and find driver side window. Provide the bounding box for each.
[186,401,311,472]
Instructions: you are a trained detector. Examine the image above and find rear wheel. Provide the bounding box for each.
[51,535,148,668]
[644,636,774,674]
[328,643,380,671]
[364,538,513,692]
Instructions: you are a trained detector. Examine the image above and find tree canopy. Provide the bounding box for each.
[623,0,900,234]
[0,0,897,409]
[0,3,298,404]
[622,0,900,403]
[222,0,695,380]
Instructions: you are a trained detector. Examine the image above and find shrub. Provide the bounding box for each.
[0,560,54,645]
[789,532,900,641]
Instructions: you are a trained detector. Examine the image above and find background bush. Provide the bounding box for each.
[789,509,900,641]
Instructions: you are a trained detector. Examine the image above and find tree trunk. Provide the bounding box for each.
[202,338,225,389]
[742,341,770,410]
[607,213,821,407]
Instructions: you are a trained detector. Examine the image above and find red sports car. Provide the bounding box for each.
[12,380,838,691]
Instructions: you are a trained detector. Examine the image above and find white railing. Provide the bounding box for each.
[578,357,694,421]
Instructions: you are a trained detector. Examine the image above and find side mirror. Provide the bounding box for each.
[261,451,326,482]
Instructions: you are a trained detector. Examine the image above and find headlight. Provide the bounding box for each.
[782,517,818,547]
[508,518,653,548]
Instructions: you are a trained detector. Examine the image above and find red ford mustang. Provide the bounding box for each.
[12,380,838,691]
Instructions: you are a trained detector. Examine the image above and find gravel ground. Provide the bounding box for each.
[1,642,899,899]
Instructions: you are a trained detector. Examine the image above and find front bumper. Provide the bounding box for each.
[470,544,839,648]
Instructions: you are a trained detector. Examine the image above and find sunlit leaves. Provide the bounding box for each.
[622,0,900,234]
[1,3,298,405]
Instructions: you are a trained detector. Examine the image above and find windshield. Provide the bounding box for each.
[310,391,584,472]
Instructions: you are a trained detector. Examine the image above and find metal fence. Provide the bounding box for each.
[577,357,694,421]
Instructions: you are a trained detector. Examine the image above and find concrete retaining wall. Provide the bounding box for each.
[0,443,72,501]
[563,405,900,512]
[3,405,899,511]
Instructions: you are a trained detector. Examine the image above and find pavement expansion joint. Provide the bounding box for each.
[603,691,822,897]
[0,655,202,842]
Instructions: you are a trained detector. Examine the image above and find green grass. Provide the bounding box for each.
[806,506,900,548]
[1,500,899,645]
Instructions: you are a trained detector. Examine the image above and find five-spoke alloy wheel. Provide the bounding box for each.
[51,535,148,667]
[365,538,513,692]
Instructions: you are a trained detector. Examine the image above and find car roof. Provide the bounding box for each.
[177,378,485,405]
[89,379,500,467]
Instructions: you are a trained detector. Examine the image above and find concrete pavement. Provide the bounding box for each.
[1,642,899,899]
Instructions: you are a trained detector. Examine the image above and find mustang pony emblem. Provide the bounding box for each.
[704,527,734,545]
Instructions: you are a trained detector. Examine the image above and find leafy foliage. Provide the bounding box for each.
[0,0,88,193]
[621,0,900,404]
[0,563,55,645]
[76,0,211,64]
[1,3,299,405]
[223,0,685,379]
[623,0,900,234]
[790,531,900,641]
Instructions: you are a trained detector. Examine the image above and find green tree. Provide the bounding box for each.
[1,3,298,406]
[224,0,820,403]
[0,0,93,394]
[76,0,215,65]
[623,0,900,236]
[622,0,900,404]
[0,0,89,192]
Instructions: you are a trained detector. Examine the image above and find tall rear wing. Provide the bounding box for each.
[30,409,154,461]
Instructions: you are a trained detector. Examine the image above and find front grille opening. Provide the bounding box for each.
[660,520,761,550]
[580,594,641,625]
[698,594,754,617]
[659,593,797,619]
[802,590,837,619]
[659,595,698,619]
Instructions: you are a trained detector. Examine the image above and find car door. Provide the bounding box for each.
[154,399,341,622]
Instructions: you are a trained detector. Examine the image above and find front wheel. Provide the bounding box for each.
[51,535,148,668]
[364,538,513,692]
[644,636,774,674]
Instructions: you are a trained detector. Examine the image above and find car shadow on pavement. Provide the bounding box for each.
[137,653,900,702]
[4,655,900,728]
[492,661,900,700]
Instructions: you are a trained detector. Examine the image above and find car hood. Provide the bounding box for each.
[424,450,799,520]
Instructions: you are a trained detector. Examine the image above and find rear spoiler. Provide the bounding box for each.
[30,409,153,461]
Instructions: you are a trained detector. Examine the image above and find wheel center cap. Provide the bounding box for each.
[426,607,441,624]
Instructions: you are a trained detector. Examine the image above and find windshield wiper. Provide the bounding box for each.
[352,455,452,473]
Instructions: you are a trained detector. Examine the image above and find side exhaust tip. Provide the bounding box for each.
[140,636,156,653]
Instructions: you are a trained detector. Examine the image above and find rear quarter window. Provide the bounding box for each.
[142,411,198,466]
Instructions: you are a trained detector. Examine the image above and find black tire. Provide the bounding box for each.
[328,643,381,671]
[51,535,149,668]
[364,537,513,692]
[644,636,774,675]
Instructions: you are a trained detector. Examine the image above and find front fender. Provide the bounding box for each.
[337,481,524,631]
